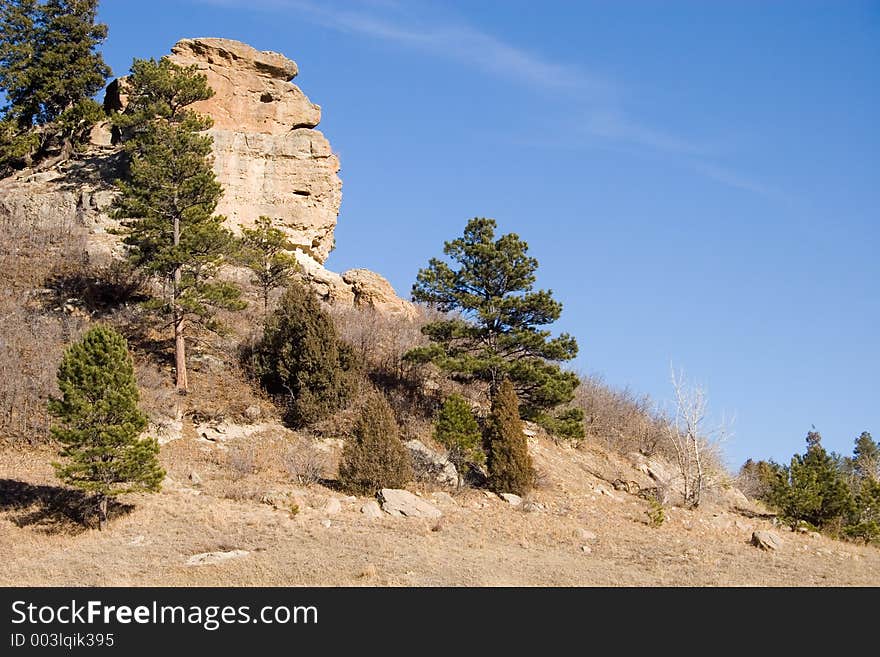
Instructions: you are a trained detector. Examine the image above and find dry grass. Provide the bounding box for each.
[1,428,877,587]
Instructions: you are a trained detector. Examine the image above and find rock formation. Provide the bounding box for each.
[167,38,339,263]
[0,37,415,318]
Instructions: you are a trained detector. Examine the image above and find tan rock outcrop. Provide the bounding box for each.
[0,36,414,318]
[166,37,341,263]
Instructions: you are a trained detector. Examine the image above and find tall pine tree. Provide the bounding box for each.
[407,218,581,428]
[113,57,244,394]
[50,326,164,529]
[0,0,110,171]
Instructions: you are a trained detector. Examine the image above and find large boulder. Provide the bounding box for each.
[751,530,783,551]
[405,439,458,487]
[378,489,442,519]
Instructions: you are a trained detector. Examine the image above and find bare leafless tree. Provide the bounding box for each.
[664,367,730,508]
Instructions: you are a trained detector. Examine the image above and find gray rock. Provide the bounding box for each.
[378,488,442,519]
[324,497,342,515]
[360,500,383,518]
[405,439,458,486]
[751,530,783,551]
[185,550,249,566]
[189,470,202,486]
[578,529,598,541]
[500,493,523,506]
[580,545,592,554]
[431,491,457,506]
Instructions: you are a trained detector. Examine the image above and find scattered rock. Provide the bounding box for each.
[185,550,249,566]
[129,535,145,546]
[324,497,342,515]
[243,405,262,422]
[189,470,202,486]
[342,269,419,319]
[500,493,523,506]
[483,490,498,499]
[734,520,751,532]
[320,519,332,528]
[522,501,545,513]
[578,529,598,542]
[581,545,592,554]
[594,484,622,502]
[360,501,383,518]
[809,531,822,540]
[751,530,783,551]
[431,491,457,506]
[88,121,113,147]
[405,439,458,487]
[721,486,751,508]
[378,489,442,519]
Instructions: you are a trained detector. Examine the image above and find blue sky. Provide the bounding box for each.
[97,0,879,466]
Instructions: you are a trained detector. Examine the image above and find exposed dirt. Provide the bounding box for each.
[1,429,877,587]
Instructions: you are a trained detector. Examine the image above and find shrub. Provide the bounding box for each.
[49,325,164,529]
[434,394,484,486]
[485,380,534,496]
[248,281,357,427]
[338,392,412,495]
[535,407,585,443]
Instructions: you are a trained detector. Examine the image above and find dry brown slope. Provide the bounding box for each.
[0,430,877,587]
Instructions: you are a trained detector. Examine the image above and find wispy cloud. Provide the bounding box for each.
[202,0,607,95]
[198,0,788,202]
[693,162,793,204]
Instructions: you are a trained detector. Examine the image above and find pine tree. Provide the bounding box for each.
[237,216,300,313]
[249,281,356,427]
[434,394,484,487]
[407,218,581,430]
[853,431,879,483]
[338,392,412,495]
[485,379,535,496]
[49,326,164,529]
[0,0,110,171]
[113,57,244,394]
[772,430,854,530]
[846,477,880,544]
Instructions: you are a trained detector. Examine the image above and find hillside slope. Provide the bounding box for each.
[1,425,876,586]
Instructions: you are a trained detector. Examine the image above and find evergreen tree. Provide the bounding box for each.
[338,392,412,495]
[249,281,356,427]
[772,430,854,530]
[0,0,110,171]
[846,477,880,544]
[407,218,581,429]
[485,379,534,496]
[434,394,484,487]
[237,216,300,313]
[113,57,243,394]
[853,431,879,483]
[49,326,164,529]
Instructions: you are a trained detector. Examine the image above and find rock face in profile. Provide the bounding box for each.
[167,38,341,263]
[1,36,414,318]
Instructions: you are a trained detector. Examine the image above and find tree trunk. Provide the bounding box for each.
[97,494,108,531]
[174,310,187,394]
[172,213,188,394]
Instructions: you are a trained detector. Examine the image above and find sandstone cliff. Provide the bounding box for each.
[0,37,415,318]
